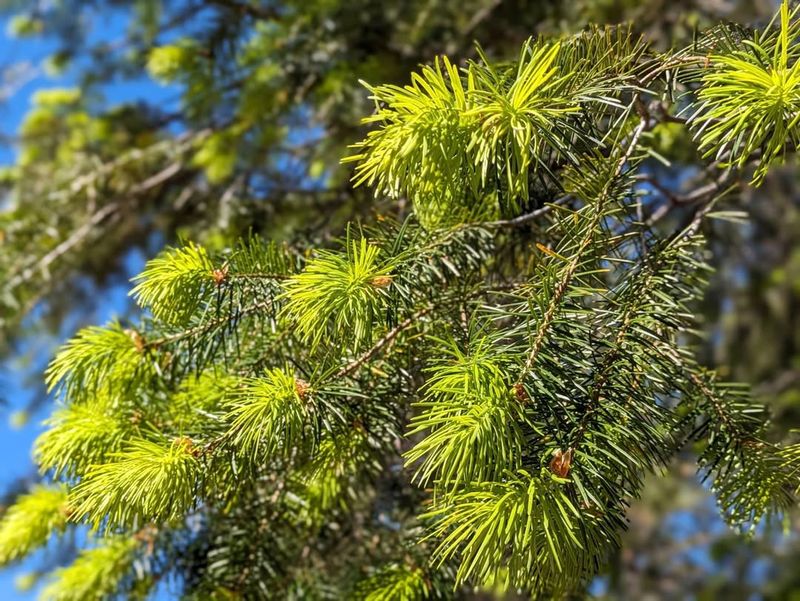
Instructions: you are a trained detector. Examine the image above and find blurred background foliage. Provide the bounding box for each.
[0,0,798,598]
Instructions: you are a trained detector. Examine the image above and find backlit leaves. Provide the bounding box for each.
[406,337,524,489]
[346,40,591,227]
[423,469,604,592]
[38,536,139,601]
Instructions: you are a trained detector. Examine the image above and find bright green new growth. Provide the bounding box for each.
[405,337,524,489]
[38,536,139,601]
[345,54,483,227]
[45,322,146,400]
[0,485,68,566]
[226,367,310,459]
[691,0,800,184]
[423,469,593,591]
[70,438,200,530]
[281,238,392,350]
[131,243,215,325]
[345,40,592,227]
[469,42,578,201]
[35,396,126,478]
[290,430,378,522]
[169,369,239,431]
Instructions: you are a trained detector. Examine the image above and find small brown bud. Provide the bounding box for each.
[549,448,574,478]
[211,265,229,287]
[295,378,311,399]
[129,409,143,425]
[60,504,76,520]
[512,383,528,403]
[370,275,393,288]
[125,328,145,353]
[174,436,195,455]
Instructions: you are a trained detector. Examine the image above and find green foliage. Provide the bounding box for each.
[423,469,593,592]
[292,429,378,520]
[32,88,82,108]
[345,54,486,228]
[6,14,43,37]
[405,336,524,489]
[688,373,796,531]
[131,243,216,326]
[70,438,201,530]
[192,129,241,184]
[468,42,578,201]
[0,485,69,566]
[353,564,431,601]
[281,237,393,350]
[35,396,127,478]
[169,369,239,432]
[690,0,800,184]
[345,30,641,228]
[344,43,582,227]
[226,367,311,459]
[38,536,139,601]
[779,438,800,494]
[5,2,800,598]
[147,40,199,84]
[45,322,148,401]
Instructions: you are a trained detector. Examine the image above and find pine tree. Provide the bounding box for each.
[4,1,800,599]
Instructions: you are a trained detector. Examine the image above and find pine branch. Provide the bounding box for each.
[39,536,140,601]
[35,396,127,478]
[45,322,149,402]
[70,438,201,530]
[4,128,203,296]
[281,238,393,351]
[0,485,69,566]
[226,367,311,460]
[687,370,795,530]
[144,298,275,349]
[16,15,800,597]
[336,304,434,378]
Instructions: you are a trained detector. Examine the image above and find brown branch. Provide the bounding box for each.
[485,194,571,227]
[335,304,434,378]
[4,160,189,293]
[644,171,736,227]
[516,116,649,385]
